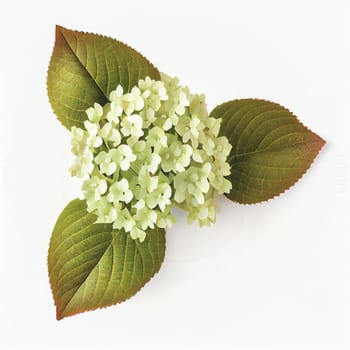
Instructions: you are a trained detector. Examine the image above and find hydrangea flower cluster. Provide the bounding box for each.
[69,73,232,241]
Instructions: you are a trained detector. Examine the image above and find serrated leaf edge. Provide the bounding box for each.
[211,98,326,205]
[46,24,160,129]
[47,206,166,320]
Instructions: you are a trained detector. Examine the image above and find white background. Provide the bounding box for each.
[0,0,349,349]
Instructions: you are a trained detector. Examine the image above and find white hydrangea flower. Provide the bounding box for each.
[71,127,87,155]
[70,147,94,178]
[175,115,203,148]
[99,122,121,147]
[82,176,107,206]
[110,144,136,171]
[146,126,167,150]
[84,121,103,149]
[86,103,104,123]
[189,94,208,120]
[140,107,156,128]
[187,198,217,227]
[156,207,177,229]
[109,85,124,101]
[160,73,189,117]
[108,86,124,123]
[130,226,146,242]
[69,74,232,241]
[146,182,172,211]
[107,178,133,204]
[120,114,144,138]
[174,163,211,206]
[109,85,129,117]
[213,136,232,163]
[112,207,136,232]
[159,135,193,172]
[134,205,158,230]
[138,76,168,112]
[134,166,159,200]
[144,153,162,174]
[119,88,144,116]
[94,197,118,223]
[95,150,117,176]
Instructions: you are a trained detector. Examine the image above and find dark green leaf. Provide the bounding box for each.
[48,199,165,320]
[210,99,325,204]
[47,25,160,129]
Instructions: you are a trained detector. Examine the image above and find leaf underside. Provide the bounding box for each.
[48,199,165,320]
[47,25,160,129]
[210,99,325,204]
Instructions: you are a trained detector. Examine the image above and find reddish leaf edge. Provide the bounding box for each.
[47,201,166,321]
[46,24,161,129]
[53,25,160,81]
[49,237,166,321]
[212,98,326,205]
[54,266,165,321]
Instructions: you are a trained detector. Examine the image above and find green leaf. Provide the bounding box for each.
[210,99,325,204]
[48,199,165,320]
[47,25,160,129]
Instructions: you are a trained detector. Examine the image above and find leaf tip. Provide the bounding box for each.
[54,25,67,47]
[312,131,326,155]
[55,306,76,321]
[55,24,65,34]
[319,135,326,149]
[56,306,64,321]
